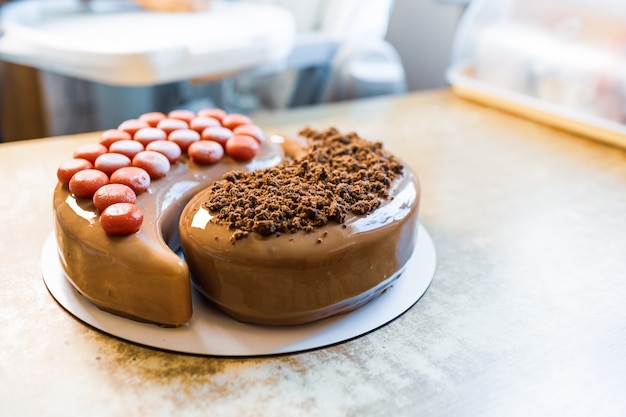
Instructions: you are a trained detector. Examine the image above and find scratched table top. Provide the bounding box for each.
[2,89,625,417]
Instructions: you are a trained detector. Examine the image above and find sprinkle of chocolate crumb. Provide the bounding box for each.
[203,127,403,242]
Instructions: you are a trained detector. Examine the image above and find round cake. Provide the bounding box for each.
[179,127,421,325]
[52,113,421,328]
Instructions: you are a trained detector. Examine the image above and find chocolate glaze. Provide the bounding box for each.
[179,163,421,326]
[53,139,284,327]
[54,131,421,328]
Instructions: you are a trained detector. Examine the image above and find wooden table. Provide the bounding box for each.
[2,90,626,416]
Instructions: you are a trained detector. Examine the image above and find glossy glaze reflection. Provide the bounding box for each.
[179,165,421,325]
[53,140,284,327]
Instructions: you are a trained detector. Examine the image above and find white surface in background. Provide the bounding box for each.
[0,0,296,85]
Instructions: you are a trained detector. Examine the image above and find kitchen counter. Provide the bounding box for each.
[2,89,626,416]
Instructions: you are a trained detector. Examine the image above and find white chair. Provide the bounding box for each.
[232,0,408,109]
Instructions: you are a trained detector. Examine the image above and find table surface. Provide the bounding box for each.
[2,89,626,416]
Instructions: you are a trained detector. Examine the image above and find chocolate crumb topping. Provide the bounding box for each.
[203,127,404,242]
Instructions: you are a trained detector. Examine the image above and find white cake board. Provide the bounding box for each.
[41,224,436,356]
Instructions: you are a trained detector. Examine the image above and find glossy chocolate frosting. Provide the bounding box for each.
[53,139,284,327]
[179,148,421,325]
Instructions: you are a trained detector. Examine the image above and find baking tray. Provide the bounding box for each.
[447,63,626,150]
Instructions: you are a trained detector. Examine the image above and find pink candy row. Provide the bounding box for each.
[56,108,265,235]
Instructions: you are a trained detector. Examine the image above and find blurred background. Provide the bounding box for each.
[0,0,469,141]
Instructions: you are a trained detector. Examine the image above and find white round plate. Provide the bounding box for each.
[41,224,436,356]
